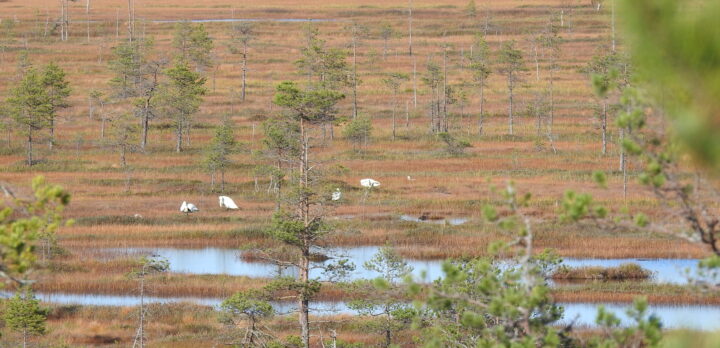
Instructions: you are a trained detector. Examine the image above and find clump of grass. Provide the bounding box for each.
[552,263,653,281]
[240,247,330,263]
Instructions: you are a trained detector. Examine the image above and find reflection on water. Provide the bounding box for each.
[152,18,339,23]
[559,302,720,331]
[17,292,352,315]
[121,247,445,282]
[115,247,700,285]
[399,215,469,226]
[30,292,220,307]
[15,292,720,330]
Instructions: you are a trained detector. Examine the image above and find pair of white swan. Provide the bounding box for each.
[331,179,380,202]
[180,196,239,215]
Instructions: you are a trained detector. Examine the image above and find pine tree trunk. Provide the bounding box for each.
[128,0,134,42]
[65,0,70,40]
[221,169,225,193]
[508,82,514,136]
[622,142,628,201]
[412,56,417,108]
[49,118,54,150]
[534,44,539,81]
[26,127,33,166]
[242,44,247,102]
[89,97,93,120]
[408,0,413,56]
[44,15,49,38]
[405,100,410,129]
[141,109,148,151]
[120,144,126,167]
[249,320,256,346]
[442,49,448,132]
[275,179,281,211]
[299,117,311,348]
[175,123,183,153]
[478,83,484,136]
[139,275,145,348]
[611,0,616,53]
[383,38,388,60]
[602,99,607,155]
[59,1,63,40]
[299,255,310,348]
[352,42,358,119]
[549,69,555,133]
[619,127,625,171]
[116,9,119,39]
[392,108,396,140]
[185,119,191,147]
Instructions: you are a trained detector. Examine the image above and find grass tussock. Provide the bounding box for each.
[552,263,653,281]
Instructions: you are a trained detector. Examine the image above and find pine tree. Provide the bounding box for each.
[89,89,108,139]
[382,72,408,140]
[497,41,525,135]
[41,62,71,150]
[108,38,162,151]
[173,22,214,72]
[348,245,415,348]
[379,23,394,60]
[4,290,49,348]
[270,81,345,348]
[422,61,443,133]
[469,33,491,135]
[344,22,369,119]
[0,103,11,148]
[108,39,152,99]
[157,59,207,152]
[343,116,373,151]
[203,119,237,193]
[220,289,275,346]
[0,176,70,286]
[541,14,563,134]
[587,51,620,155]
[465,0,477,18]
[107,112,139,168]
[260,114,300,208]
[295,24,351,90]
[172,21,193,61]
[8,68,52,165]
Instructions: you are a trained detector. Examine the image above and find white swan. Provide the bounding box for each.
[331,188,342,201]
[360,178,381,188]
[219,196,239,210]
[180,201,199,215]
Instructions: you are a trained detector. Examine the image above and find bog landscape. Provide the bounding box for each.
[0,0,719,346]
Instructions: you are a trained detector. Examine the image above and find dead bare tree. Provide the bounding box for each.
[229,22,255,102]
[407,0,413,56]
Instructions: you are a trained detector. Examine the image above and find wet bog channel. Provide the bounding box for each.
[112,246,701,285]
[35,246,719,330]
[13,292,720,331]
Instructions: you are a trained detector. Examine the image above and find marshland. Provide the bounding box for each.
[0,0,719,346]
